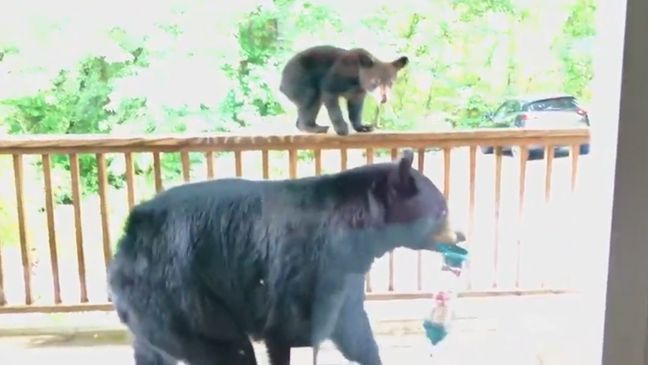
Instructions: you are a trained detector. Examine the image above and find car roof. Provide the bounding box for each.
[508,93,577,104]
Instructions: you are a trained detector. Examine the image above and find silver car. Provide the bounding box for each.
[481,94,591,159]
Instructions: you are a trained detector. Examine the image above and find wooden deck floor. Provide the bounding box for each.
[0,294,602,365]
[0,329,583,365]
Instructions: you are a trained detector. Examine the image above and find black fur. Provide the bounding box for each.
[279,45,409,136]
[107,150,464,365]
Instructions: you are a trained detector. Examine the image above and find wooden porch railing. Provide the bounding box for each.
[0,128,590,313]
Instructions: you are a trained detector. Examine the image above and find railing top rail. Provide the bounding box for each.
[0,128,590,154]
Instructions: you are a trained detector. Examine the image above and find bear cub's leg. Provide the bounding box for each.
[347,95,374,133]
[297,102,329,134]
[323,93,350,136]
[295,90,329,134]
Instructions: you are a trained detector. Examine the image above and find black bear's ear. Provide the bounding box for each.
[392,56,409,70]
[398,149,414,182]
[384,149,416,195]
[359,53,375,68]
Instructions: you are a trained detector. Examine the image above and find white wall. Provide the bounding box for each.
[599,0,648,362]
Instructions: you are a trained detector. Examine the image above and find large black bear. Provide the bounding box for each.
[107,150,465,365]
[279,45,409,136]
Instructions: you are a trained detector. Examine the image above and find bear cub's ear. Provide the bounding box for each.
[358,53,375,68]
[392,56,409,70]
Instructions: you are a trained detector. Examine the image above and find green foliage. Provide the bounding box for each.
[0,0,597,192]
[557,0,597,100]
[452,0,517,21]
[564,0,597,38]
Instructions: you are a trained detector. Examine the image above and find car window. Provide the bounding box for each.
[526,97,578,111]
[493,101,517,120]
[508,101,522,113]
[492,104,507,120]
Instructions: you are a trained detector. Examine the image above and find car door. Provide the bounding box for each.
[491,100,518,127]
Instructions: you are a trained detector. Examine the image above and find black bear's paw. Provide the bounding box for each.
[353,124,375,133]
[297,122,330,134]
[333,123,350,136]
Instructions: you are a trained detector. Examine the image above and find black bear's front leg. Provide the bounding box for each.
[265,337,291,365]
[126,306,258,365]
[133,338,177,365]
[347,95,374,133]
[184,338,258,365]
[134,333,257,365]
[310,267,349,355]
[330,274,382,365]
[322,93,350,136]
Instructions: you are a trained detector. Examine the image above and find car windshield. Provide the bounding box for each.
[525,97,579,112]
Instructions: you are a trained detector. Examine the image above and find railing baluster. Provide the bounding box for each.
[390,148,398,160]
[181,151,191,182]
[235,151,243,177]
[12,154,32,305]
[314,149,322,176]
[493,147,503,288]
[340,148,348,171]
[0,251,5,305]
[42,154,62,304]
[443,147,451,199]
[261,150,269,179]
[96,154,113,274]
[366,148,374,165]
[570,144,580,192]
[541,145,555,288]
[467,145,477,290]
[153,152,163,193]
[417,148,425,172]
[545,145,554,202]
[515,146,529,288]
[69,153,88,302]
[206,151,215,179]
[289,149,297,179]
[124,152,136,210]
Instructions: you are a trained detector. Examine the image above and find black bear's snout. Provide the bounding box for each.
[429,212,465,247]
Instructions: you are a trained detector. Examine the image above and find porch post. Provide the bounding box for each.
[601,0,648,362]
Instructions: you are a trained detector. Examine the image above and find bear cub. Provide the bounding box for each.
[279,45,409,136]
